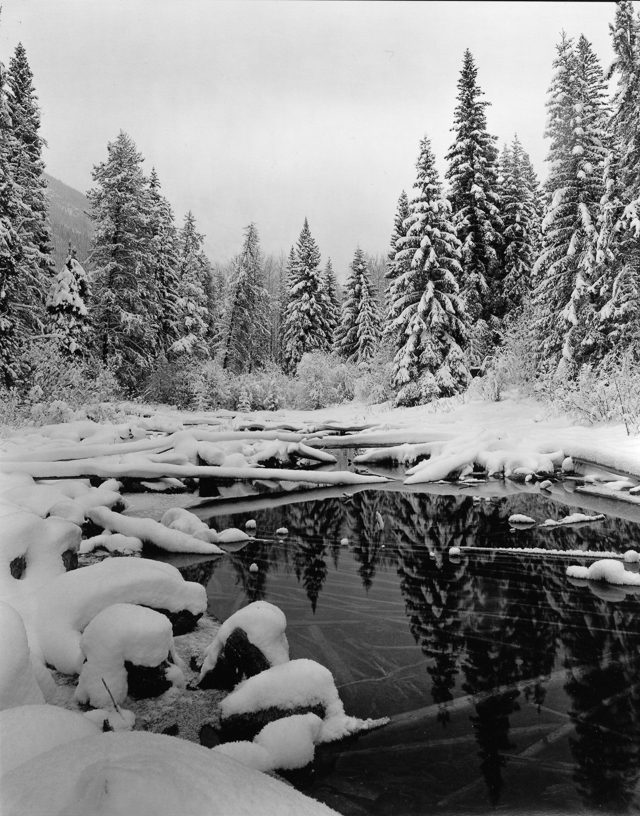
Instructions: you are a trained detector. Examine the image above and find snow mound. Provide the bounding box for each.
[35,558,206,674]
[221,658,388,742]
[79,532,143,555]
[542,513,605,527]
[75,604,183,708]
[0,704,100,774]
[215,713,323,772]
[567,559,640,585]
[508,514,535,525]
[1,731,341,816]
[624,550,640,563]
[199,601,289,683]
[0,602,46,710]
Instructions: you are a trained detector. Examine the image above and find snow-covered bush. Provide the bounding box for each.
[1,341,121,426]
[353,342,395,405]
[293,353,359,409]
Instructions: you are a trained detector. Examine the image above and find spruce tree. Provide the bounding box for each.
[147,169,180,356]
[445,50,503,354]
[533,34,608,372]
[45,246,89,355]
[596,1,640,360]
[282,219,331,374]
[220,222,270,373]
[499,136,539,318]
[88,131,155,389]
[6,43,55,337]
[388,135,470,405]
[322,258,341,346]
[384,191,411,330]
[170,211,210,359]
[334,247,381,363]
[0,57,23,387]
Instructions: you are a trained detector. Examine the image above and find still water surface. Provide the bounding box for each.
[154,483,640,815]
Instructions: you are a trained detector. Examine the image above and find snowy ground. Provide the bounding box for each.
[1,389,639,815]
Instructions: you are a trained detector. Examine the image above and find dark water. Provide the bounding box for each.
[155,483,640,815]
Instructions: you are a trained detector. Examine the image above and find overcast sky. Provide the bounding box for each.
[1,1,619,276]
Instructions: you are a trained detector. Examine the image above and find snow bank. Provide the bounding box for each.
[1,731,341,816]
[567,559,640,585]
[0,602,46,710]
[221,658,387,743]
[79,532,143,555]
[88,506,224,554]
[199,601,289,683]
[215,713,323,772]
[508,514,536,525]
[541,513,605,527]
[75,604,184,708]
[0,704,100,774]
[35,558,206,674]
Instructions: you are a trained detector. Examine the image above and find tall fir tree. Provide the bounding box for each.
[147,168,180,356]
[533,33,608,373]
[498,136,539,318]
[170,211,210,359]
[384,190,411,331]
[445,49,503,359]
[282,219,332,374]
[220,222,270,373]
[388,135,470,405]
[45,246,89,355]
[87,131,156,389]
[6,43,55,338]
[334,247,381,363]
[322,258,341,346]
[596,1,640,360]
[0,56,23,387]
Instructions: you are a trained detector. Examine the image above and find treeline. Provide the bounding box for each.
[1,2,639,410]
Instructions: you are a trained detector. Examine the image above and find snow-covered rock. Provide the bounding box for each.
[567,559,640,585]
[0,602,46,710]
[75,603,184,708]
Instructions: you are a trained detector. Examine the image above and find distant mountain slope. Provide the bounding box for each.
[44,172,94,269]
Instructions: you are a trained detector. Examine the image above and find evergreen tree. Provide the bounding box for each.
[388,135,470,405]
[334,247,381,363]
[498,136,539,318]
[596,1,640,360]
[45,246,89,355]
[220,222,270,373]
[0,56,23,387]
[384,190,411,331]
[87,131,155,389]
[282,219,331,374]
[170,211,210,359]
[322,258,341,346]
[147,169,180,356]
[445,50,503,353]
[6,43,55,337]
[533,34,608,372]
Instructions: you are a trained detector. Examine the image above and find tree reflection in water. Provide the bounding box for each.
[194,487,640,812]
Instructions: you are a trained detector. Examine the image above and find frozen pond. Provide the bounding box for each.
[142,479,640,815]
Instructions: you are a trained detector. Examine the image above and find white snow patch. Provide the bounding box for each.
[567,560,640,585]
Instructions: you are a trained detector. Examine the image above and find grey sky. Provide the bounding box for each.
[1,1,618,276]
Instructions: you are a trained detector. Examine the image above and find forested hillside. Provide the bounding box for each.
[44,173,93,268]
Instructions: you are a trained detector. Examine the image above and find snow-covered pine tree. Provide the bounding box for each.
[445,49,503,359]
[0,56,23,387]
[220,222,270,374]
[498,136,539,318]
[147,168,180,356]
[334,247,381,363]
[596,1,640,360]
[533,33,608,373]
[45,246,89,355]
[88,131,156,389]
[384,190,411,333]
[170,211,210,359]
[282,219,332,374]
[6,43,55,338]
[388,135,470,405]
[322,258,341,347]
